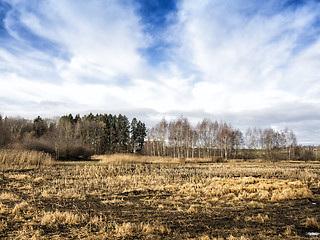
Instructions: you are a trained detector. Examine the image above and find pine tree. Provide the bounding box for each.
[136,120,147,151]
[130,118,138,152]
[33,116,47,138]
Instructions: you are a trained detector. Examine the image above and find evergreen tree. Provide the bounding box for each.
[136,120,147,150]
[33,116,47,138]
[117,114,130,153]
[130,118,138,152]
[0,115,10,147]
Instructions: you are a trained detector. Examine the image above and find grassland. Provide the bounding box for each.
[0,152,320,239]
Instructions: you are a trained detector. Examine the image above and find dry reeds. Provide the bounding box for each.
[95,153,221,164]
[95,153,182,164]
[0,149,53,167]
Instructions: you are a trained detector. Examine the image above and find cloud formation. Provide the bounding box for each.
[0,0,320,144]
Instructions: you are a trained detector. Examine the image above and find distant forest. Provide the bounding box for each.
[145,118,299,161]
[0,114,318,161]
[0,113,147,160]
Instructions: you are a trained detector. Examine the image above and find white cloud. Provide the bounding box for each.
[166,1,319,108]
[1,0,320,144]
[2,0,151,81]
[1,0,152,111]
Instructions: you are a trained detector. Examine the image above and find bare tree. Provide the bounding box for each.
[217,122,233,159]
[155,119,168,157]
[288,130,297,160]
[182,117,192,158]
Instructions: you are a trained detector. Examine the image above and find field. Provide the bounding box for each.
[1,153,320,239]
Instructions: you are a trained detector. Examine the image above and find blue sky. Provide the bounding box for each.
[1,0,320,144]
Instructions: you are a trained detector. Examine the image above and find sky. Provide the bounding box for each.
[0,0,320,144]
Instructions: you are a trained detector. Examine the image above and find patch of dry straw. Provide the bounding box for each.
[0,149,53,167]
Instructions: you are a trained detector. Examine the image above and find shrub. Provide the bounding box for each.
[18,137,93,161]
[58,144,94,161]
[214,156,226,163]
[22,139,55,155]
[300,150,315,161]
[68,145,94,161]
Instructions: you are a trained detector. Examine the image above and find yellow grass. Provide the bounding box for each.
[12,201,29,214]
[284,226,293,236]
[94,153,219,164]
[110,221,170,238]
[0,149,53,168]
[1,155,319,239]
[41,210,85,227]
[305,217,320,229]
[0,192,20,201]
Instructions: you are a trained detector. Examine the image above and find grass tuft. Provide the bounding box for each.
[12,201,29,214]
[305,217,320,229]
[0,192,19,201]
[41,210,85,228]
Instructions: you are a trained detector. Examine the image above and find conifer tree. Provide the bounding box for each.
[33,116,47,138]
[136,120,147,151]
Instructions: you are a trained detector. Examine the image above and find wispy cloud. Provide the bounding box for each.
[0,0,320,144]
[0,0,153,113]
[160,0,320,143]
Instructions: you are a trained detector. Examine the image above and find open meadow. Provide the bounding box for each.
[1,152,320,239]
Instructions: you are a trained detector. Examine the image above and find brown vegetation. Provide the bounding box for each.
[0,154,320,239]
[95,153,225,164]
[0,149,53,168]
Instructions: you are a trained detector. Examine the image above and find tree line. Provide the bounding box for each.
[0,113,147,160]
[144,117,300,161]
[1,113,318,161]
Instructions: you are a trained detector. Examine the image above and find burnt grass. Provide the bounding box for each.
[1,161,320,239]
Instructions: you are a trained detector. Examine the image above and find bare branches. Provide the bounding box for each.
[146,117,299,161]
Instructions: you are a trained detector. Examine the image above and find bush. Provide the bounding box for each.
[69,145,93,161]
[58,144,94,161]
[22,139,55,155]
[18,137,94,161]
[213,156,226,163]
[242,152,256,161]
[300,150,315,161]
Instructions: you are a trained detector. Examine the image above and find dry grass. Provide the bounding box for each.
[305,217,320,229]
[244,213,269,223]
[8,174,30,180]
[95,153,184,163]
[95,153,220,164]
[12,201,29,214]
[110,221,171,238]
[0,203,8,214]
[227,236,250,240]
[0,192,20,201]
[41,210,85,227]
[0,149,53,168]
[0,155,320,239]
[284,225,293,236]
